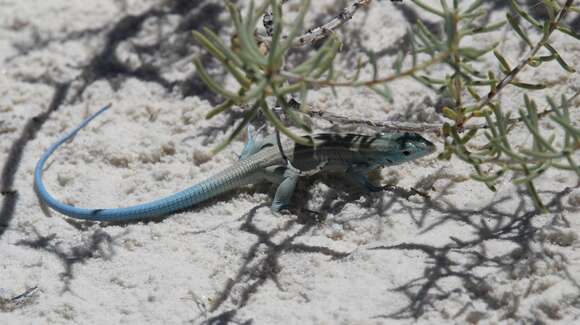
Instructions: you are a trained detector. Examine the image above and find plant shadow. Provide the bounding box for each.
[15,226,126,293]
[369,185,578,321]
[207,203,351,315]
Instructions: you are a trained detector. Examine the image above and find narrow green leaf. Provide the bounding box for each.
[412,0,445,17]
[546,95,559,114]
[527,57,542,67]
[201,27,244,67]
[194,29,251,88]
[311,37,340,78]
[466,80,494,86]
[192,31,227,62]
[276,82,304,97]
[351,58,363,81]
[250,0,271,30]
[550,115,580,139]
[416,20,442,49]
[488,70,497,93]
[556,24,580,40]
[438,150,454,160]
[462,21,506,36]
[510,0,541,28]
[543,43,576,72]
[493,50,512,71]
[369,85,394,103]
[564,154,580,178]
[290,47,330,75]
[444,12,455,51]
[206,100,235,119]
[442,106,457,119]
[519,109,557,152]
[238,2,268,66]
[465,0,484,14]
[542,0,556,21]
[459,62,482,77]
[541,20,551,40]
[417,75,446,84]
[211,103,259,155]
[537,55,556,62]
[506,13,532,47]
[511,82,546,90]
[226,2,243,34]
[519,149,564,159]
[267,0,283,69]
[440,0,449,13]
[193,58,239,100]
[272,85,311,132]
[459,43,497,61]
[471,172,500,183]
[241,78,268,101]
[513,170,543,185]
[259,99,313,146]
[460,11,485,20]
[467,86,481,100]
[278,0,310,54]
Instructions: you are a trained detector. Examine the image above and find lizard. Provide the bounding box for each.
[34,105,436,221]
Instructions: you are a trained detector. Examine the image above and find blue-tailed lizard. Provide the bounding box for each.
[34,105,435,221]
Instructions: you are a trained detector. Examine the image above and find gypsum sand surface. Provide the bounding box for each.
[1,0,580,324]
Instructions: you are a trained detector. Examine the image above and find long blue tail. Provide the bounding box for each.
[34,105,217,221]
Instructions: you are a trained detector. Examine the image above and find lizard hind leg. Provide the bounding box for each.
[265,159,329,214]
[271,172,299,213]
[262,166,300,213]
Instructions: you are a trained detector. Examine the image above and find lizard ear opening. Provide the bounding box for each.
[259,142,274,150]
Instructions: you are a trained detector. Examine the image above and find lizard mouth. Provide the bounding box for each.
[417,137,436,155]
[425,139,436,154]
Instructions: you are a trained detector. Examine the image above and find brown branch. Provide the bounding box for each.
[307,88,579,134]
[257,0,373,47]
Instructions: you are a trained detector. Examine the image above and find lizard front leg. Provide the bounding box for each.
[346,163,384,192]
[346,163,427,198]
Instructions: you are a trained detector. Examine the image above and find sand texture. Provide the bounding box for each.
[1,1,579,324]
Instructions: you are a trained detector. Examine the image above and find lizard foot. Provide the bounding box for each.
[381,185,430,200]
[296,208,325,225]
[270,205,325,224]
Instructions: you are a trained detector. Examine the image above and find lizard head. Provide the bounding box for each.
[362,132,436,166]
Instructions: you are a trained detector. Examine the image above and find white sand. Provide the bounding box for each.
[1,0,579,324]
